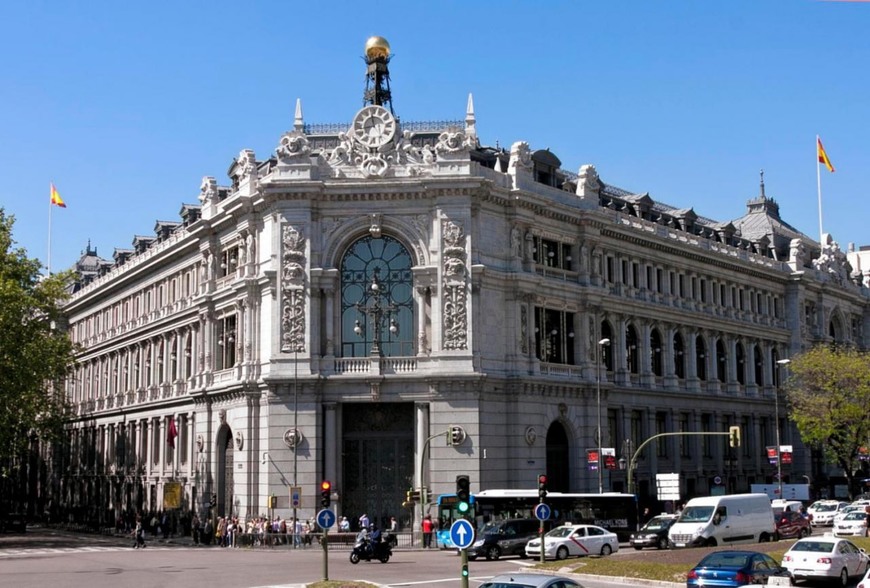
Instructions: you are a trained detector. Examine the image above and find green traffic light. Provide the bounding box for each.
[462,565,469,577]
[457,501,469,514]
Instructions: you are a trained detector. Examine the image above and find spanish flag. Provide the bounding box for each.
[50,183,66,207]
[817,137,835,173]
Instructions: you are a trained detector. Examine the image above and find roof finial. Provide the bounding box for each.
[759,168,766,199]
[465,93,476,139]
[294,98,304,132]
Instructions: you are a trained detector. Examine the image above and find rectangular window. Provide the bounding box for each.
[656,268,663,293]
[701,413,713,457]
[656,412,667,457]
[215,314,237,370]
[219,245,240,278]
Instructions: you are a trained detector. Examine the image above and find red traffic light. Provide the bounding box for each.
[321,480,331,492]
[538,474,547,485]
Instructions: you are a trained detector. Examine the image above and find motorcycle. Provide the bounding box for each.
[349,530,392,564]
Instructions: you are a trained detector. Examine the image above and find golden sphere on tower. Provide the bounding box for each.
[365,36,391,60]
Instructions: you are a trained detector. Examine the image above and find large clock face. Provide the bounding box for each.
[352,105,396,148]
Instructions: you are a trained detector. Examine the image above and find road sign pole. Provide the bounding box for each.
[322,528,328,581]
[460,547,469,588]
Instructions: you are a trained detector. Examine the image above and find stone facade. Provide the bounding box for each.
[50,50,869,532]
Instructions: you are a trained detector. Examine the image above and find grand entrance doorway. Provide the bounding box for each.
[546,421,570,492]
[342,403,414,530]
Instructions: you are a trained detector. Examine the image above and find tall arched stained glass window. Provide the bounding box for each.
[341,235,414,357]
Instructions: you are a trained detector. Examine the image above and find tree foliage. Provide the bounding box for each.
[0,209,76,473]
[785,345,870,495]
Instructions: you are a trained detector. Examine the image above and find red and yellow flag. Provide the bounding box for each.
[50,183,66,207]
[817,137,835,173]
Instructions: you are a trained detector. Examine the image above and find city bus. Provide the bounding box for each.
[435,489,637,547]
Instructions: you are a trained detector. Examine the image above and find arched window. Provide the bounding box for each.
[716,339,728,382]
[673,333,685,379]
[754,345,763,386]
[600,321,614,371]
[340,235,415,357]
[735,343,746,385]
[650,329,663,377]
[626,325,639,374]
[696,336,707,381]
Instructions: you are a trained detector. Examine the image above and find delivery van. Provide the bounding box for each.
[668,493,775,548]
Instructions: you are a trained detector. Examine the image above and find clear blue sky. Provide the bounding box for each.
[2,1,867,272]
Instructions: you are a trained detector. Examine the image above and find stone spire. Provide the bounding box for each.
[294,98,304,132]
[465,93,477,140]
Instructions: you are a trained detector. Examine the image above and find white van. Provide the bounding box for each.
[771,499,804,516]
[668,493,776,548]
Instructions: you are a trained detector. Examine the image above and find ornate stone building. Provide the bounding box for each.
[51,37,868,529]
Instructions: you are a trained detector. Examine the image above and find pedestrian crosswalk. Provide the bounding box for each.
[0,545,180,558]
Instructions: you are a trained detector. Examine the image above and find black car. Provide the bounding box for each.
[629,514,677,550]
[467,518,541,561]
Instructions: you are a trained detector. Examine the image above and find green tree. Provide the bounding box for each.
[0,209,76,475]
[785,345,870,498]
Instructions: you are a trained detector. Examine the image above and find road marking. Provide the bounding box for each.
[0,545,180,558]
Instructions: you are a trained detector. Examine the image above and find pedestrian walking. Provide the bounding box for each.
[132,518,146,549]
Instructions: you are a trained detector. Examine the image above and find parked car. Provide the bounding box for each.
[775,510,812,540]
[467,518,540,561]
[480,573,584,588]
[630,514,678,550]
[525,524,618,560]
[781,536,870,586]
[807,500,849,526]
[686,550,791,587]
[834,511,869,537]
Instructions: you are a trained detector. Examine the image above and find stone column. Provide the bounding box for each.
[415,402,430,546]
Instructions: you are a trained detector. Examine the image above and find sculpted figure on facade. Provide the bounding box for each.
[276,131,311,161]
[237,149,257,184]
[442,220,468,350]
[281,224,306,353]
[789,238,806,268]
[508,141,532,174]
[576,164,601,199]
[199,176,218,205]
[813,234,852,285]
[435,129,473,155]
[511,226,522,258]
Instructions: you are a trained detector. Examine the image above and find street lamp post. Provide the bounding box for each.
[597,338,611,494]
[775,358,791,499]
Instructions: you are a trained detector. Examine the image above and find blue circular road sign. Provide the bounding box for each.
[450,519,475,550]
[316,508,336,529]
[534,503,551,521]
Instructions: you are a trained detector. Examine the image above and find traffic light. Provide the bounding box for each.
[320,480,332,508]
[210,493,217,508]
[729,425,741,448]
[269,495,277,508]
[449,425,466,446]
[538,474,548,501]
[456,475,470,515]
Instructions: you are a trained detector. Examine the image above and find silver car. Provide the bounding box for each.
[480,573,584,588]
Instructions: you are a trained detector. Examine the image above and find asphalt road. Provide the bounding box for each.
[0,528,612,588]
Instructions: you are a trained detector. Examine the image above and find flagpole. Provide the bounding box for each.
[816,135,824,244]
[47,183,53,276]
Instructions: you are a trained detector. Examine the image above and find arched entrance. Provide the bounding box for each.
[216,424,234,518]
[342,403,414,530]
[546,421,570,492]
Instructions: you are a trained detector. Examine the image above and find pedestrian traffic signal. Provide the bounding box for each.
[729,425,741,448]
[320,480,332,508]
[538,474,548,500]
[456,475,470,514]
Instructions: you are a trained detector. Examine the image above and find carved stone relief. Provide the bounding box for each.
[281,224,307,353]
[442,220,468,350]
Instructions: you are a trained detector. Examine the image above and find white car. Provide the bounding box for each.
[858,566,870,588]
[833,505,865,525]
[781,536,869,586]
[808,500,850,526]
[524,524,618,560]
[834,512,869,537]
